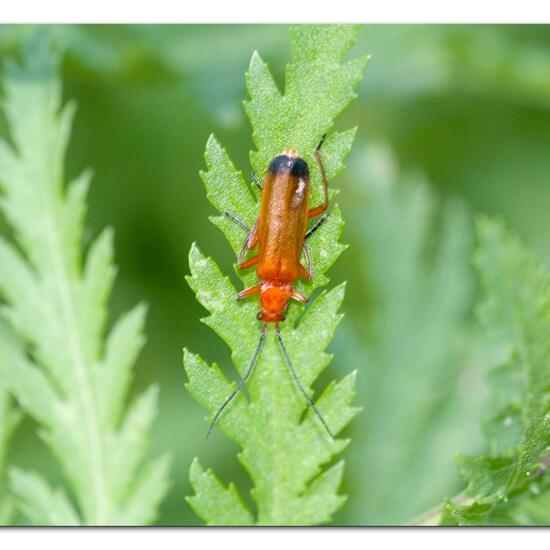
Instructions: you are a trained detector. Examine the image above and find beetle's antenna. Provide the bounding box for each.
[275,326,335,440]
[314,134,329,212]
[206,323,268,439]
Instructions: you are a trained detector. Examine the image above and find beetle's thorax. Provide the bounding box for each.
[257,280,293,322]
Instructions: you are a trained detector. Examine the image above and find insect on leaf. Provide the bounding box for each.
[184,24,367,525]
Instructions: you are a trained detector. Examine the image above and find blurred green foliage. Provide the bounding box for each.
[0,333,20,524]
[1,24,550,525]
[0,39,170,525]
[341,144,482,525]
[441,218,550,525]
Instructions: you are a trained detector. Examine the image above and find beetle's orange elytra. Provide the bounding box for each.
[207,136,334,440]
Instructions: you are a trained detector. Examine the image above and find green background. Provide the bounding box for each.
[2,24,550,525]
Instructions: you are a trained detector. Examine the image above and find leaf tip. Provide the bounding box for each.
[248,50,263,69]
[189,456,203,480]
[188,241,202,262]
[206,133,218,149]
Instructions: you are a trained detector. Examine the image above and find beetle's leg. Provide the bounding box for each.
[237,219,259,266]
[251,171,262,191]
[237,285,260,300]
[223,211,250,232]
[238,254,259,270]
[245,220,259,248]
[299,243,313,280]
[308,134,329,219]
[305,214,329,240]
[299,265,310,280]
[291,289,308,303]
[222,212,258,265]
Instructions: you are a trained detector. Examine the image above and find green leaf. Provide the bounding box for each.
[496,477,550,525]
[444,217,550,525]
[187,458,254,525]
[0,34,169,525]
[457,455,514,499]
[184,25,367,525]
[441,500,493,526]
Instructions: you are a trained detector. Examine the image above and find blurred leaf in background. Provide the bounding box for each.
[0,24,549,524]
[0,324,22,525]
[332,143,484,524]
[0,33,169,525]
[441,219,550,525]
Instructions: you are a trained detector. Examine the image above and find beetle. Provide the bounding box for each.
[207,136,333,439]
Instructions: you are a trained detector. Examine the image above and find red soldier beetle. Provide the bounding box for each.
[207,135,334,439]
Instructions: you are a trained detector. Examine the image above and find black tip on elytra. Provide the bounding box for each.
[268,155,309,178]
